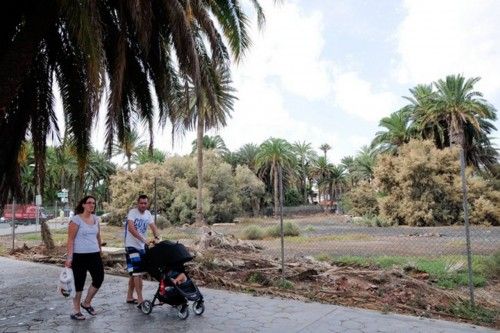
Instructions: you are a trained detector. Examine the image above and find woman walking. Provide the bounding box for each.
[65,195,104,320]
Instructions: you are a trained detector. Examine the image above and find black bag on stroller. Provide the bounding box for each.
[140,240,204,319]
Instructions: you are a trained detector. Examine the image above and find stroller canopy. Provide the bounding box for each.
[145,240,193,270]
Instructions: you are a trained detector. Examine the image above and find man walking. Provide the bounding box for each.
[125,194,160,309]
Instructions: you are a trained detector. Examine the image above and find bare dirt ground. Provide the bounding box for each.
[1,222,499,329]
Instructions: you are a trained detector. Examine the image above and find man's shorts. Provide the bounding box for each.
[125,247,146,276]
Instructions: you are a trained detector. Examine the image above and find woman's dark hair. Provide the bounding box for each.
[75,195,96,214]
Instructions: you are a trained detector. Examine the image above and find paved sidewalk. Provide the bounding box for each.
[0,257,496,333]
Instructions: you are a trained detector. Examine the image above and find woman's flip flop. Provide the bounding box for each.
[80,303,97,316]
[70,312,86,320]
[126,299,138,304]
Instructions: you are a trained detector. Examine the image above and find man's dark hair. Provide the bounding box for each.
[137,194,148,201]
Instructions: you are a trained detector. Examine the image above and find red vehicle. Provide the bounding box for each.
[2,204,48,226]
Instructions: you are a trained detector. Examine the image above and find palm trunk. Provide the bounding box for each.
[273,165,279,218]
[451,123,475,306]
[195,115,205,226]
[303,172,307,204]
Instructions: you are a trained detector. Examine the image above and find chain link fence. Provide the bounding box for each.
[210,214,500,259]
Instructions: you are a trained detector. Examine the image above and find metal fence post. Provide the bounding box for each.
[11,199,15,251]
[279,165,285,281]
[154,177,157,224]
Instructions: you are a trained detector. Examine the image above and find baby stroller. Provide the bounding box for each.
[140,240,204,320]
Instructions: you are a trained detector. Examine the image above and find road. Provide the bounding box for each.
[0,220,68,236]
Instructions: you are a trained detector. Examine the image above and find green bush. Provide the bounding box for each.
[240,225,265,240]
[266,221,300,237]
[284,188,302,206]
[374,140,500,226]
[354,214,393,227]
[106,152,265,225]
[342,181,378,216]
[154,215,170,229]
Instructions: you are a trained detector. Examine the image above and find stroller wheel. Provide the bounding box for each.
[192,300,205,315]
[177,304,189,320]
[140,300,153,315]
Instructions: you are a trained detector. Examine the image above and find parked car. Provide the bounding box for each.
[2,204,48,226]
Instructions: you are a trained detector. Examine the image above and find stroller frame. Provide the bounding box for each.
[140,240,205,320]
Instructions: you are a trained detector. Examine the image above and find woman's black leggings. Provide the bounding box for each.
[72,252,104,292]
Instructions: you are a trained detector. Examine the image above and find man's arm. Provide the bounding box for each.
[149,222,161,242]
[127,220,147,244]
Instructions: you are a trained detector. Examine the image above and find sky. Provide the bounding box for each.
[65,0,500,164]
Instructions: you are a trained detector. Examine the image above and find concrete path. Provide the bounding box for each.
[0,257,496,333]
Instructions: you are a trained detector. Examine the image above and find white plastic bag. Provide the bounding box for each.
[57,267,76,298]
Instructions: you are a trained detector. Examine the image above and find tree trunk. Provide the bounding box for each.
[303,172,307,204]
[194,115,206,226]
[273,165,279,218]
[451,123,475,306]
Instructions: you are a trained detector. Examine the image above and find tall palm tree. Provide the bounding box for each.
[172,61,236,225]
[236,143,260,173]
[0,0,267,204]
[371,107,414,155]
[319,143,332,160]
[112,129,144,171]
[256,138,296,217]
[84,149,116,205]
[404,80,497,172]
[310,156,330,203]
[292,141,318,204]
[191,135,229,156]
[341,156,358,188]
[432,74,497,306]
[353,146,377,182]
[135,146,166,165]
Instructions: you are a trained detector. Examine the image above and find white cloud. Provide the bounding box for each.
[331,71,400,122]
[153,1,338,156]
[237,1,333,100]
[218,78,338,157]
[395,0,500,97]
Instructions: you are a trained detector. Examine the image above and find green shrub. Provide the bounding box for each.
[274,278,294,289]
[240,225,265,240]
[154,215,170,229]
[266,221,300,237]
[354,214,393,227]
[375,140,500,226]
[448,301,496,324]
[342,181,378,216]
[284,188,302,206]
[246,272,270,286]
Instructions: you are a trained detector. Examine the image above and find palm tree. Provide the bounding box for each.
[236,143,260,173]
[256,138,296,217]
[310,156,330,203]
[353,146,377,182]
[431,74,497,306]
[172,61,236,226]
[191,135,229,156]
[84,149,116,205]
[341,156,358,188]
[135,146,166,165]
[292,141,318,204]
[319,143,332,160]
[0,0,267,204]
[404,80,497,172]
[371,107,414,155]
[112,129,144,171]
